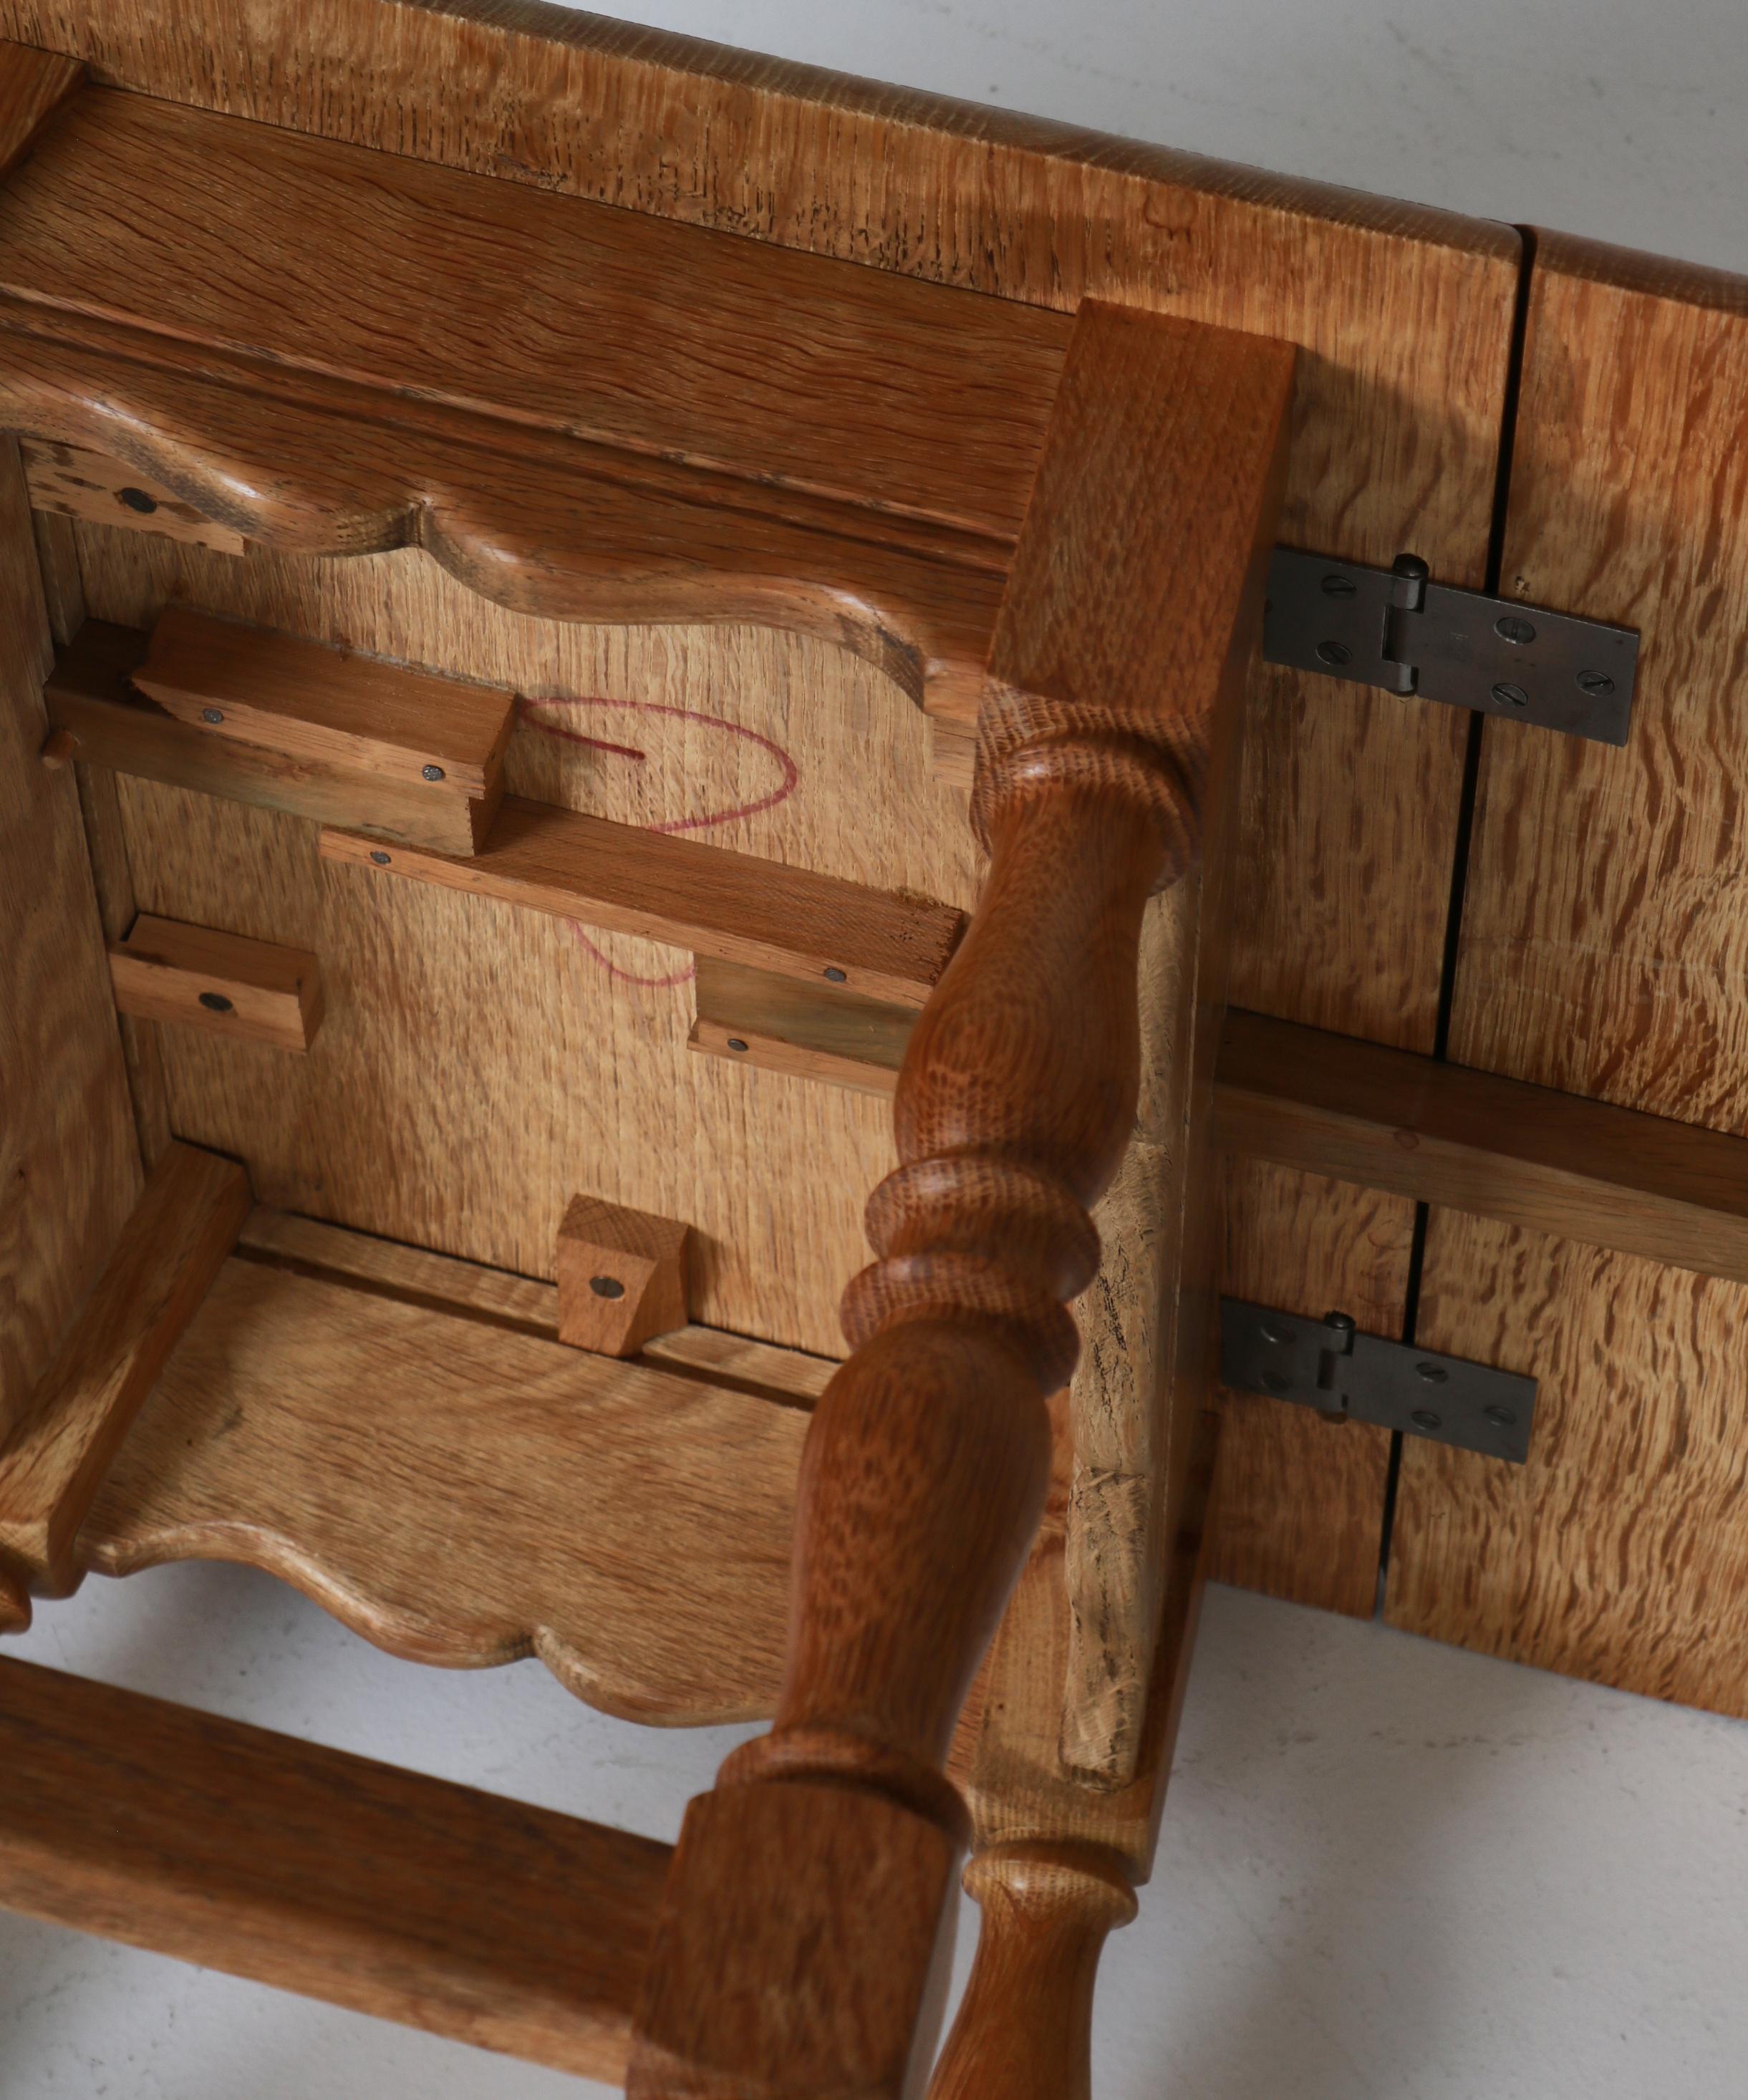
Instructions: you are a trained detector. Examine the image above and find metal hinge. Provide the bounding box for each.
[1263,548,1640,745]
[1219,1299,1537,1463]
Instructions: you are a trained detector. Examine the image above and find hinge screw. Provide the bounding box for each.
[1495,614,1537,645]
[1577,670,1616,699]
[1491,682,1530,709]
[1411,1408,1444,1431]
[1484,1404,1517,1427]
[1321,574,1356,599]
[1317,639,1351,668]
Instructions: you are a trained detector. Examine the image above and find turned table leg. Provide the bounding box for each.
[629,303,1293,2100]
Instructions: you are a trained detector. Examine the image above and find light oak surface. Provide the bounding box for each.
[0,1653,670,2083]
[0,1141,248,1592]
[79,1252,804,1723]
[110,913,324,1051]
[23,434,247,553]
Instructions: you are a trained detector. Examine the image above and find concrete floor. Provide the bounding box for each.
[6,1564,1746,2097]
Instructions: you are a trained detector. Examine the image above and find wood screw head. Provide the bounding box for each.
[589,1275,625,1300]
[1491,682,1529,708]
[1320,573,1357,598]
[198,991,234,1013]
[1411,1408,1443,1431]
[1494,614,1537,645]
[728,1037,748,1053]
[1484,1404,1517,1427]
[421,763,445,781]
[1316,639,1351,667]
[117,486,158,513]
[1577,669,1616,698]
[823,967,846,982]
[201,707,224,724]
[369,850,391,865]
[1416,1363,1449,1383]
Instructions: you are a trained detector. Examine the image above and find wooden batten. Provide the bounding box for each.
[0,1655,668,2084]
[322,799,967,1008]
[1217,1009,1748,1286]
[557,1195,692,1359]
[110,914,323,1051]
[135,604,516,800]
[688,955,913,1097]
[45,621,500,853]
[0,1141,250,1590]
[22,436,248,552]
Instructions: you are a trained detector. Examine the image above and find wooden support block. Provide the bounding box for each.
[0,1655,668,2084]
[110,914,323,1051]
[689,954,913,1097]
[1216,1007,1748,1287]
[323,799,967,1008]
[557,1195,691,1358]
[0,1141,249,1590]
[135,603,516,800]
[21,436,247,552]
[44,621,500,853]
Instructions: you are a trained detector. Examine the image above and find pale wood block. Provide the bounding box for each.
[0,1141,250,1589]
[0,1654,669,2082]
[110,914,323,1050]
[22,436,247,553]
[46,621,503,854]
[688,954,912,1098]
[557,1195,690,1358]
[135,603,517,799]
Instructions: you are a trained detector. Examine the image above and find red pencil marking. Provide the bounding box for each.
[569,925,696,989]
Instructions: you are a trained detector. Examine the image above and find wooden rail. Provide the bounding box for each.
[0,1655,669,2083]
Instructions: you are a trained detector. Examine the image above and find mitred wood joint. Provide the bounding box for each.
[557,1196,691,1358]
[110,914,324,1051]
[44,621,501,855]
[0,1141,251,1592]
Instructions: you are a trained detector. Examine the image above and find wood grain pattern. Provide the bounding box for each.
[1218,1008,1748,1284]
[48,619,501,853]
[556,1193,690,1358]
[236,1207,837,1406]
[322,797,966,1008]
[632,307,1289,2100]
[1394,236,1748,1703]
[0,440,143,1421]
[1393,1213,1748,1717]
[63,527,977,1363]
[137,603,516,798]
[927,1844,1136,2100]
[79,1254,803,1723]
[110,912,324,1050]
[688,954,913,1098]
[0,1140,248,1589]
[24,435,247,552]
[0,34,78,178]
[0,1653,670,2083]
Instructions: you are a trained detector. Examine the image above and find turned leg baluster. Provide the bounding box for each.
[630,304,1293,2100]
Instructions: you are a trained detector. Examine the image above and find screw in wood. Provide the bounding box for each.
[369,851,391,865]
[198,992,234,1013]
[1320,574,1356,598]
[824,967,846,982]
[1577,669,1616,698]
[1316,639,1351,667]
[589,1276,625,1300]
[116,487,158,513]
[201,708,224,724]
[1411,1408,1443,1431]
[421,764,445,781]
[1494,614,1537,645]
[1491,683,1529,708]
[727,1037,749,1053]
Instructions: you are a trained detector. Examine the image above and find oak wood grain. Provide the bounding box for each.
[0,33,78,178]
[322,797,966,1009]
[110,912,324,1050]
[24,434,247,552]
[79,1253,803,1723]
[1219,1008,1748,1284]
[556,1193,690,1359]
[1396,236,1748,1705]
[0,439,143,1421]
[0,1140,248,1589]
[0,1653,670,2083]
[47,619,501,853]
[236,1206,837,1406]
[137,603,517,798]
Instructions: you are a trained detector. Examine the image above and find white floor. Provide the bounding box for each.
[6,1564,1746,2098]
